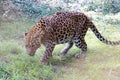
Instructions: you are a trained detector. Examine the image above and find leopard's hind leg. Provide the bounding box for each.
[60,41,73,55]
[73,35,87,58]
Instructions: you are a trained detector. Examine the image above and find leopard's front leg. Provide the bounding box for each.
[41,42,55,63]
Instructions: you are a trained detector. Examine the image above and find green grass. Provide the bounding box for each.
[0,15,120,80]
[0,40,60,80]
[57,43,120,80]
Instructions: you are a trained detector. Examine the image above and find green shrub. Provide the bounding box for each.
[102,0,120,14]
[11,0,63,20]
[82,0,120,14]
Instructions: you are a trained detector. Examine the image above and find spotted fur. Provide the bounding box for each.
[24,11,120,63]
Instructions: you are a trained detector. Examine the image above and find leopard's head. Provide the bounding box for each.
[24,22,45,56]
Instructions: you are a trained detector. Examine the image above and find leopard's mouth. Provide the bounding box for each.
[26,48,36,56]
[28,52,35,56]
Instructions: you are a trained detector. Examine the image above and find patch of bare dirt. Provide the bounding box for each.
[103,68,120,80]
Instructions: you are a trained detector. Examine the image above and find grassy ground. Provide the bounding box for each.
[58,33,120,80]
[0,16,120,80]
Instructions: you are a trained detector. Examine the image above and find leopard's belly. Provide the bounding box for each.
[55,31,76,44]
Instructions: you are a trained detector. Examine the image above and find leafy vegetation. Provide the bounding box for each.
[82,0,120,14]
[1,0,120,22]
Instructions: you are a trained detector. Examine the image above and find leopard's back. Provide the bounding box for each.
[42,12,88,44]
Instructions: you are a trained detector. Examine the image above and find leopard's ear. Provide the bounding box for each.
[24,32,28,36]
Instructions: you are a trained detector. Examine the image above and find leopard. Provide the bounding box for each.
[24,11,120,63]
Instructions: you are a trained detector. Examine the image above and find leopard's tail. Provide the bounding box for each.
[89,21,120,45]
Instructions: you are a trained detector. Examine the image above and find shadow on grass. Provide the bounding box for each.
[49,53,85,66]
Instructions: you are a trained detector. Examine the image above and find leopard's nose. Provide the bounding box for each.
[26,49,35,56]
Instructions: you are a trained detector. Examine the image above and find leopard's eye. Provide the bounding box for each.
[31,45,34,47]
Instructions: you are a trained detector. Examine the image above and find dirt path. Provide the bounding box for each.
[57,49,120,80]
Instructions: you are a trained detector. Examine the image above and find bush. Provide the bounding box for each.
[1,0,120,21]
[82,0,120,14]
[1,0,63,21]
